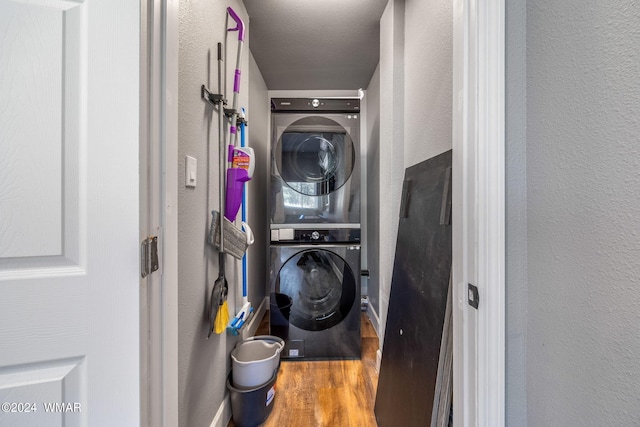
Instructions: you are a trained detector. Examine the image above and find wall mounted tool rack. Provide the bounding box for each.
[201,42,225,108]
[201,85,224,106]
[200,85,240,123]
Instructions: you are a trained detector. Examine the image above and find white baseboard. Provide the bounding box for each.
[367,304,381,337]
[366,305,382,373]
[241,296,268,340]
[209,394,231,427]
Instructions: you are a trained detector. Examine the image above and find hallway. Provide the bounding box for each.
[228,314,379,426]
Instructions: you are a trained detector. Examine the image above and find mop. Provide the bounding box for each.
[218,8,253,335]
[224,7,252,223]
[209,41,228,337]
[227,108,253,335]
[207,7,249,336]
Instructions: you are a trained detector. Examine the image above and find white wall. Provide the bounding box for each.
[525,0,640,424]
[177,2,250,426]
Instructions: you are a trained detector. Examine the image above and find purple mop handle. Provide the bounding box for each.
[226,7,245,42]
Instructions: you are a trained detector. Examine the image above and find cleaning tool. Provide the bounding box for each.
[227,109,253,335]
[208,41,228,337]
[207,8,248,336]
[224,7,251,222]
[213,251,229,334]
[209,210,254,260]
[225,112,254,222]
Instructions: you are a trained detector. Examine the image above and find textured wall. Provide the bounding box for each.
[376,0,453,349]
[247,52,268,307]
[366,64,381,326]
[177,2,250,426]
[505,0,528,425]
[378,0,404,347]
[526,0,640,425]
[403,0,452,167]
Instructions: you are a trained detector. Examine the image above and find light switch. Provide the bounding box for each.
[185,156,197,188]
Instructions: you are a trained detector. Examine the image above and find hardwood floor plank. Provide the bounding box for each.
[229,313,379,427]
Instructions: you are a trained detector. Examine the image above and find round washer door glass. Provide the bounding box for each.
[275,116,355,197]
[275,249,356,331]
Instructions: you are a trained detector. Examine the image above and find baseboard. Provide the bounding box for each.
[366,305,382,373]
[367,304,381,338]
[209,394,231,427]
[241,296,268,340]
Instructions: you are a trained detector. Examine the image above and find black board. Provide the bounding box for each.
[374,150,453,427]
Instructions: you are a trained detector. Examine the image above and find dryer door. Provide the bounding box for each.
[270,114,360,225]
[275,116,355,197]
[274,247,357,331]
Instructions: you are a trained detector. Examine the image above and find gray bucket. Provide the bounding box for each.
[230,335,284,389]
[227,369,277,427]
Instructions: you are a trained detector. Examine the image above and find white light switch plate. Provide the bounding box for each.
[185,156,197,187]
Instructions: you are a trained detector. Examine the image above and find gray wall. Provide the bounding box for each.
[373,0,452,349]
[377,0,405,347]
[177,2,250,426]
[366,64,381,327]
[505,0,528,425]
[247,52,269,308]
[524,0,640,425]
[403,0,452,167]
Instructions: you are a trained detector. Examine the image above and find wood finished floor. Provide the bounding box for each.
[228,313,379,427]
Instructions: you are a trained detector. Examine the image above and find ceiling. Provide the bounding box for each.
[242,0,389,90]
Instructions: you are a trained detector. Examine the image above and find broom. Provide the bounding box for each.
[214,252,229,334]
[208,41,229,338]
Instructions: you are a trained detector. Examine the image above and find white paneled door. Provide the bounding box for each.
[0,0,141,426]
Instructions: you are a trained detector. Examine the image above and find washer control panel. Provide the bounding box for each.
[300,230,329,242]
[270,228,360,243]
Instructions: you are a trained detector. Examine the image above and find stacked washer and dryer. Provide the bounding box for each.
[268,98,361,360]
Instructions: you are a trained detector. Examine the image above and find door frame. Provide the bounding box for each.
[142,0,507,424]
[140,0,179,425]
[452,0,505,426]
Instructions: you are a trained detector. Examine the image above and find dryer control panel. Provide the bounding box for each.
[271,98,360,113]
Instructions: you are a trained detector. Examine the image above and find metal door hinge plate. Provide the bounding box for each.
[141,236,159,278]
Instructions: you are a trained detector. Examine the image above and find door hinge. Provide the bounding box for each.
[141,236,159,278]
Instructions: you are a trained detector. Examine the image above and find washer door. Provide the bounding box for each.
[275,248,356,331]
[274,116,356,197]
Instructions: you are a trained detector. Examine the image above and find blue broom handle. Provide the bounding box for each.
[240,112,247,298]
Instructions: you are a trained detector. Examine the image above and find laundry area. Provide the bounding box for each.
[178,1,454,426]
[4,0,638,425]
